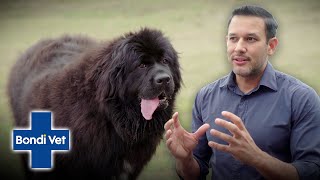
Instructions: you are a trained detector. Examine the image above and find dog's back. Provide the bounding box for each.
[7,35,95,127]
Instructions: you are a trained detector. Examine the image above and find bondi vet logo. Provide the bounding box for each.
[12,111,71,170]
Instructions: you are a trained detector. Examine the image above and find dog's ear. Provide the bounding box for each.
[93,39,130,103]
[171,51,182,94]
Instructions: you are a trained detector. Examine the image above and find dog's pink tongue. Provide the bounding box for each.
[141,98,159,120]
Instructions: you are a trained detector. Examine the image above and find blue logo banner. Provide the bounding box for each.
[12,111,71,170]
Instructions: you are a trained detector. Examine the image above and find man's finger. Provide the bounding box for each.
[172,112,181,129]
[208,141,230,153]
[166,138,173,149]
[221,111,245,130]
[165,129,172,140]
[215,118,242,137]
[193,123,210,139]
[210,129,236,145]
[164,119,174,131]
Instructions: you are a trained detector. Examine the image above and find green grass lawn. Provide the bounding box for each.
[0,0,319,179]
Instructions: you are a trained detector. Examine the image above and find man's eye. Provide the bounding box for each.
[247,37,257,42]
[229,37,237,41]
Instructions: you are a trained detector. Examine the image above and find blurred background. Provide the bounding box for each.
[0,0,319,179]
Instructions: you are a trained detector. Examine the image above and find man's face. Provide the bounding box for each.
[226,15,275,78]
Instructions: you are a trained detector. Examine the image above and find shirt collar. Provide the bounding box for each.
[219,71,236,88]
[219,62,278,91]
[260,62,278,91]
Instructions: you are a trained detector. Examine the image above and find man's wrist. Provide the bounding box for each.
[178,153,194,165]
[251,149,268,169]
[251,150,299,180]
[176,154,200,179]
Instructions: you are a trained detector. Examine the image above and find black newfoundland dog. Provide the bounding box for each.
[7,28,181,179]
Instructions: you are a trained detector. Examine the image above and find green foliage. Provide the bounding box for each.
[0,0,319,179]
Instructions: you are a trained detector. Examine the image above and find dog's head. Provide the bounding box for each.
[93,28,182,121]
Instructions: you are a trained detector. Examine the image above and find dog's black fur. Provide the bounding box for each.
[7,28,181,180]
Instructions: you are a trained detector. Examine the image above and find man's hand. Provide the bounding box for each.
[164,112,210,160]
[208,111,298,180]
[208,111,263,166]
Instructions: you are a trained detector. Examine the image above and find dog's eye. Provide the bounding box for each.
[162,58,168,64]
[139,63,147,69]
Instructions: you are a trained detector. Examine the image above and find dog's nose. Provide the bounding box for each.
[154,73,171,85]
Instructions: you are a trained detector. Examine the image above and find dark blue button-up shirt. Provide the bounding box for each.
[192,62,320,180]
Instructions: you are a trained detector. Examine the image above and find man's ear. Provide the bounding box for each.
[267,37,278,55]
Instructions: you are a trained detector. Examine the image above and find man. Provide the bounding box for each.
[164,5,320,180]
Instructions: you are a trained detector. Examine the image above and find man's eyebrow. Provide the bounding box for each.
[247,33,259,37]
[228,33,259,36]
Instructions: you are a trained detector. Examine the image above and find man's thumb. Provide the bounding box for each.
[194,124,210,139]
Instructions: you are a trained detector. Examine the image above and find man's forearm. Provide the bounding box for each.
[176,155,201,180]
[254,151,299,180]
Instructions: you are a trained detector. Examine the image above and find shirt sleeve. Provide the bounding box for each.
[290,87,320,180]
[191,89,212,180]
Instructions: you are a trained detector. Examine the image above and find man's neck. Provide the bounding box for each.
[235,72,264,94]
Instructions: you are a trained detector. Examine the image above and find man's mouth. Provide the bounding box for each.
[140,92,170,120]
[232,56,249,65]
[233,56,249,61]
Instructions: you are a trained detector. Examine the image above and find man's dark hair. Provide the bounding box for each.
[227,5,278,41]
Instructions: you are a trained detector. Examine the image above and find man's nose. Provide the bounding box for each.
[234,39,247,53]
